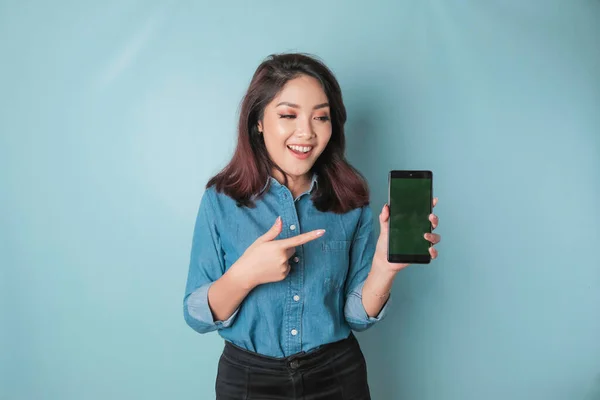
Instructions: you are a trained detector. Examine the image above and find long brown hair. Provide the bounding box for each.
[207,52,369,214]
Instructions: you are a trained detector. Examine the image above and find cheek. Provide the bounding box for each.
[262,133,288,162]
[264,121,293,143]
[317,130,333,150]
[263,130,288,149]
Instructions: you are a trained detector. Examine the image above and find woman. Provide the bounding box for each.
[183,52,441,399]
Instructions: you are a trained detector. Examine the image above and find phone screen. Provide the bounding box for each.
[388,171,432,263]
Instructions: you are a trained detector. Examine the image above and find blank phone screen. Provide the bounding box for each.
[389,177,432,255]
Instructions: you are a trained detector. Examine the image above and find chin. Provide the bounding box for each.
[283,165,313,178]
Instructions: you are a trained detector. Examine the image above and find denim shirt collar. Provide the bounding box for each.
[259,172,319,197]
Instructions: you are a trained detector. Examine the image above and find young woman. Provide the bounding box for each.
[183,52,441,399]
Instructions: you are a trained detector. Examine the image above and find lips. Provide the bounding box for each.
[287,145,313,160]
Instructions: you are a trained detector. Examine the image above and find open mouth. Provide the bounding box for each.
[287,145,314,160]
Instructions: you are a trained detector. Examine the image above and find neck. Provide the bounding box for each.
[272,170,312,198]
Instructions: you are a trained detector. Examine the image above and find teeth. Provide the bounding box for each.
[288,145,313,153]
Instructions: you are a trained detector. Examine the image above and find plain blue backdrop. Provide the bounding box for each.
[1,1,599,399]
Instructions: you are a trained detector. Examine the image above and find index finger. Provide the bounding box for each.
[278,229,326,248]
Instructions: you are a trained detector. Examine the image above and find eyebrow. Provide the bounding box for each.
[276,101,330,110]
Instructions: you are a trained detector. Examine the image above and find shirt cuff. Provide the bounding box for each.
[186,282,239,331]
[344,280,391,331]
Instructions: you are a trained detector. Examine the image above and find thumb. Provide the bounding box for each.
[257,216,283,243]
[379,204,389,237]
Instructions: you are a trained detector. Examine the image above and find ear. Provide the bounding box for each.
[257,120,263,133]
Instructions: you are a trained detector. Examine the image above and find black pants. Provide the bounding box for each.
[216,332,371,399]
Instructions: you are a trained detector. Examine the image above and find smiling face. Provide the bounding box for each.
[257,74,333,182]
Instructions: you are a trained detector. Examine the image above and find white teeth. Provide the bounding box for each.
[288,145,313,153]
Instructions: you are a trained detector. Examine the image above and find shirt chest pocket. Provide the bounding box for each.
[320,240,351,290]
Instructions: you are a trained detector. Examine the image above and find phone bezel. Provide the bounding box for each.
[387,170,433,264]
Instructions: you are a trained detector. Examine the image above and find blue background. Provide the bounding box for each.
[1,1,599,399]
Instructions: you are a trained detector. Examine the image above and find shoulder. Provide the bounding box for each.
[202,185,220,203]
[356,204,375,229]
[345,203,372,221]
[198,185,218,212]
[202,184,249,214]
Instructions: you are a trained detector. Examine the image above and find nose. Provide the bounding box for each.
[295,117,315,138]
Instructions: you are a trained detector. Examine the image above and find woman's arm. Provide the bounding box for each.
[206,263,254,322]
[362,200,441,317]
[361,268,395,317]
[343,205,393,331]
[184,188,245,334]
[184,192,324,333]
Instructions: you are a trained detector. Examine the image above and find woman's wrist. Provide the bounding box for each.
[364,266,396,300]
[370,258,398,280]
[226,260,257,292]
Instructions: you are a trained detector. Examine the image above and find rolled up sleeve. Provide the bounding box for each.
[183,188,240,334]
[343,205,391,331]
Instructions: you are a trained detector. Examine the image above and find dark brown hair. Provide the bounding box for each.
[206,52,369,214]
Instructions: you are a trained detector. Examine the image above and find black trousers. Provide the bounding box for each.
[215,332,371,399]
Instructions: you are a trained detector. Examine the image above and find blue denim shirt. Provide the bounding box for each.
[183,173,391,358]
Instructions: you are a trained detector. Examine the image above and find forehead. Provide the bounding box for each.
[272,75,328,106]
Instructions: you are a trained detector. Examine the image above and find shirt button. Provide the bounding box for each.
[293,256,300,263]
[293,295,300,302]
[291,329,298,336]
[290,224,296,231]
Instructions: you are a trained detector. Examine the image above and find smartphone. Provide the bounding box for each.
[387,170,433,264]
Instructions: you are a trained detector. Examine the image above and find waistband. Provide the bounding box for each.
[222,332,358,373]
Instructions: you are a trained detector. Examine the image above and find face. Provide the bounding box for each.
[257,74,332,181]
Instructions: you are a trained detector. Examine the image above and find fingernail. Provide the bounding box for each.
[316,230,326,236]
[424,233,430,239]
[276,216,281,223]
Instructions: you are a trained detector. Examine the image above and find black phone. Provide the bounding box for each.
[387,170,433,264]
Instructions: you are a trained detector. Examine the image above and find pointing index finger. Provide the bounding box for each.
[278,229,326,248]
